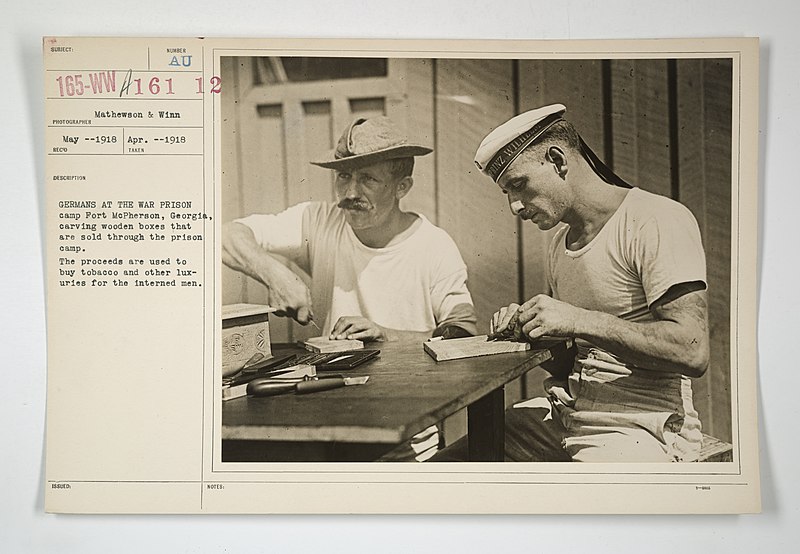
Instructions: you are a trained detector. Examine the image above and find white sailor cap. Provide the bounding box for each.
[474,103,566,182]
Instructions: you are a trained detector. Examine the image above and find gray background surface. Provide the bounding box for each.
[2,0,794,551]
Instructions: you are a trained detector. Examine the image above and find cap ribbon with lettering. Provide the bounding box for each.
[474,104,566,182]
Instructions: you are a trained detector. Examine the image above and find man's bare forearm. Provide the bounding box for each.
[222,221,313,322]
[221,221,283,286]
[571,305,709,377]
[517,291,709,377]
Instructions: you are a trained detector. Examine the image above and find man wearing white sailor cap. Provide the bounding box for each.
[437,104,710,462]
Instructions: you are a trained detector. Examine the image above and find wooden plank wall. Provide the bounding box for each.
[434,59,518,337]
[610,60,674,197]
[675,59,733,442]
[221,56,734,444]
[433,59,519,440]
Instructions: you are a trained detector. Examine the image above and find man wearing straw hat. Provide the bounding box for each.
[435,104,709,463]
[223,116,477,461]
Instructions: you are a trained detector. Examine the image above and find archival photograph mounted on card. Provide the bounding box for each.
[43,37,760,513]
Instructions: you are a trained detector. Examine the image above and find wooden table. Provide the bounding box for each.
[221,339,565,462]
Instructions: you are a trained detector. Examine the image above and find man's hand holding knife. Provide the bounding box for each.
[488,302,524,341]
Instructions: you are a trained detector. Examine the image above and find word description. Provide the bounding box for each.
[56,199,206,288]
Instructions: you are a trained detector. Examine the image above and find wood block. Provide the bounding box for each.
[303,337,364,353]
[423,335,531,362]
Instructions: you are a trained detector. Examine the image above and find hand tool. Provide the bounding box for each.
[487,308,521,341]
[227,359,311,387]
[246,375,369,397]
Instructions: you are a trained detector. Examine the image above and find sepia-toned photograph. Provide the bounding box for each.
[218,54,736,465]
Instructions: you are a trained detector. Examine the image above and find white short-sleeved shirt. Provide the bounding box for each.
[548,187,707,321]
[236,202,476,336]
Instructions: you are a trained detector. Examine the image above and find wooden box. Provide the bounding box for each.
[222,303,275,376]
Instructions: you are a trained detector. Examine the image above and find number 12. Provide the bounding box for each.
[195,76,221,94]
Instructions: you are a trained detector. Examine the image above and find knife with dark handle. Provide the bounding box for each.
[295,376,369,394]
[246,376,370,397]
[246,379,298,397]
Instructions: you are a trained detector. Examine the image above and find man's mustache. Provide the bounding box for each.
[337,199,371,211]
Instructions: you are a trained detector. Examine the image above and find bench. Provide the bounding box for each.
[697,433,733,462]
